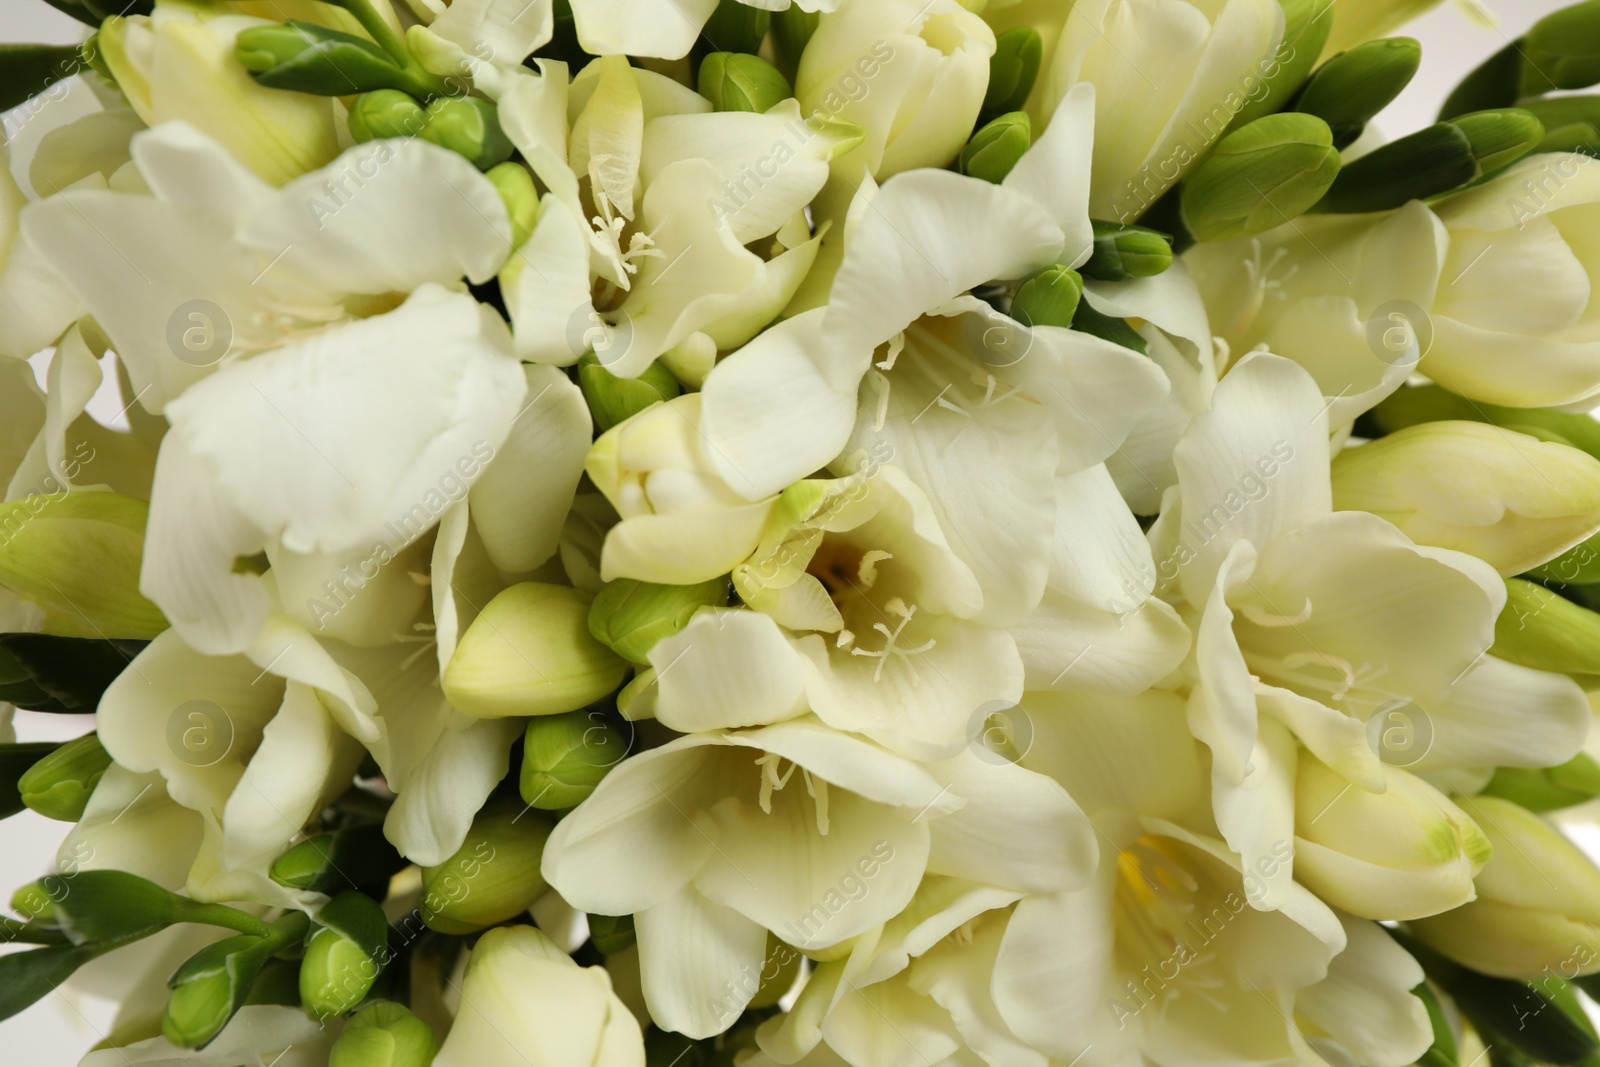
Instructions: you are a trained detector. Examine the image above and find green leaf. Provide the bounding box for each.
[37,0,154,28]
[0,633,144,713]
[0,44,83,114]
[0,940,124,1022]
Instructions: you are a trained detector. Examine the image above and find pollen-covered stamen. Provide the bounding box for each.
[850,598,937,682]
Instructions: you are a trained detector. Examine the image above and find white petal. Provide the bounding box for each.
[1049,463,1157,608]
[699,308,857,501]
[470,364,591,573]
[1296,914,1432,1067]
[502,193,595,365]
[383,717,522,866]
[1173,351,1329,604]
[925,751,1097,894]
[165,286,523,556]
[1003,81,1096,267]
[635,887,769,1039]
[430,0,553,66]
[1418,654,1591,771]
[649,608,809,732]
[570,0,719,59]
[242,139,513,292]
[823,170,1065,375]
[1011,588,1189,695]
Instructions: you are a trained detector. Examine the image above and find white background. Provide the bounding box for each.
[0,0,1585,1061]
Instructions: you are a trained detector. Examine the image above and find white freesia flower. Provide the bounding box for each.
[95,619,376,905]
[568,0,839,61]
[543,718,1094,1038]
[0,142,83,359]
[797,0,995,181]
[79,1005,339,1067]
[1155,352,1590,906]
[1190,153,1600,410]
[434,926,643,1067]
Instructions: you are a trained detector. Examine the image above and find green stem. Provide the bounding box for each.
[173,901,275,939]
[0,917,67,945]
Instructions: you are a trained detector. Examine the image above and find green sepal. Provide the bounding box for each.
[578,355,682,432]
[301,891,389,1019]
[1081,220,1173,281]
[18,732,111,822]
[981,28,1043,121]
[0,44,85,114]
[1482,754,1600,814]
[1292,37,1421,149]
[1071,300,1148,355]
[269,825,408,895]
[1314,109,1544,214]
[958,111,1030,184]
[1492,577,1600,675]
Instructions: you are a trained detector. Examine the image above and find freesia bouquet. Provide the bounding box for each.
[8,0,1600,1063]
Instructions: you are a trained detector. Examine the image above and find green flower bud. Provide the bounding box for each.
[578,354,682,432]
[1366,385,1600,461]
[1293,36,1421,148]
[1315,108,1544,214]
[236,21,420,97]
[520,710,629,811]
[1482,753,1600,814]
[982,28,1042,120]
[586,576,728,663]
[698,52,792,113]
[419,97,514,172]
[18,732,110,822]
[420,801,554,934]
[300,892,389,1020]
[1293,752,1488,921]
[959,111,1030,184]
[587,913,635,955]
[484,161,539,250]
[1180,113,1341,241]
[164,912,309,1048]
[1072,299,1148,356]
[1226,0,1335,132]
[347,89,427,144]
[1439,41,1522,120]
[330,1002,439,1067]
[270,825,407,896]
[1010,265,1084,329]
[0,492,166,640]
[1410,795,1600,979]
[442,583,630,718]
[14,869,182,943]
[700,0,770,55]
[1492,578,1600,675]
[1524,0,1600,94]
[1081,221,1172,281]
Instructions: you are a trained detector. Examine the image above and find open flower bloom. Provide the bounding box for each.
[494,56,845,378]
[541,718,1094,1039]
[94,618,377,906]
[1155,352,1590,907]
[434,926,643,1067]
[1189,152,1600,410]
